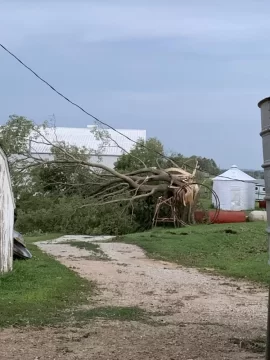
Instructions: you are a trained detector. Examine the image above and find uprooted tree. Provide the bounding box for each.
[1,116,214,230]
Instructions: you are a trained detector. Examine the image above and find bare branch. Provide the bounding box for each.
[80,188,157,207]
[166,157,182,169]
[96,123,148,168]
[89,182,129,200]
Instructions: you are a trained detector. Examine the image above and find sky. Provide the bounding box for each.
[0,0,269,170]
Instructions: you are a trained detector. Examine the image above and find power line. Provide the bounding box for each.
[0,43,169,158]
[0,43,255,183]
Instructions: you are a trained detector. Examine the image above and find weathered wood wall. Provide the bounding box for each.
[0,147,15,273]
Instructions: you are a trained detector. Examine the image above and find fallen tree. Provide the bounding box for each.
[13,128,202,226]
[2,119,215,227]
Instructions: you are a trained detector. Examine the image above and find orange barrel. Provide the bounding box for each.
[195,210,246,224]
[194,210,208,223]
[259,200,266,209]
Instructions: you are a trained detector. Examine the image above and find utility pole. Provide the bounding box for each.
[258,97,270,359]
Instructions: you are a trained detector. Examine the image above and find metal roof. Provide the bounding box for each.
[255,179,265,186]
[29,126,146,156]
[213,165,256,182]
[0,147,15,208]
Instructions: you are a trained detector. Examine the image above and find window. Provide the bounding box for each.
[263,187,265,192]
[255,187,258,191]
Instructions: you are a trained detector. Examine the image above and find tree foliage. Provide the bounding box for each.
[0,115,33,156]
[114,138,165,172]
[167,153,220,176]
[32,143,94,196]
[0,115,34,199]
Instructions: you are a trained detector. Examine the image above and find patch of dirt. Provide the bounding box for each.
[0,321,265,360]
[0,235,267,359]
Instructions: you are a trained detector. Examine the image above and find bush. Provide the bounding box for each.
[16,196,142,235]
[16,192,183,235]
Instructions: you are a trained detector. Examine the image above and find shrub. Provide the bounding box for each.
[16,196,141,235]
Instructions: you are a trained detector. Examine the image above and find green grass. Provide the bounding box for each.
[74,306,148,323]
[0,234,94,328]
[24,233,62,244]
[60,241,110,260]
[197,197,212,210]
[117,222,270,284]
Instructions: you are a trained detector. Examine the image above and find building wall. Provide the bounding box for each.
[32,153,119,168]
[255,184,265,201]
[0,148,15,273]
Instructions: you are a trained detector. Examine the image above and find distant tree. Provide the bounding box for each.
[0,115,33,156]
[167,154,220,177]
[0,115,35,199]
[243,170,264,179]
[114,137,165,172]
[196,157,219,176]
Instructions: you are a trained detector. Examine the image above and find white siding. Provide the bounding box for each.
[212,165,256,211]
[92,155,119,168]
[29,127,147,156]
[0,148,15,273]
[26,126,146,169]
[32,153,119,169]
[212,180,255,210]
[255,184,265,201]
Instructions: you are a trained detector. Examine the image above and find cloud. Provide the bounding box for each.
[1,1,270,47]
[0,0,268,168]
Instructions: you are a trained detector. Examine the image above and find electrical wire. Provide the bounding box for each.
[0,43,259,184]
[180,182,220,225]
[199,184,220,224]
[0,43,171,159]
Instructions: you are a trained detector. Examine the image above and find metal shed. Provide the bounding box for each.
[255,179,265,201]
[0,147,15,273]
[212,165,256,211]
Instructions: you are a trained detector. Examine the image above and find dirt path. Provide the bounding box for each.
[1,235,267,359]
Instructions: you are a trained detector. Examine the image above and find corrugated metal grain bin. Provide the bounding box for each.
[0,147,15,273]
[212,165,256,211]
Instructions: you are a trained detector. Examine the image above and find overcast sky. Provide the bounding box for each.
[0,0,269,169]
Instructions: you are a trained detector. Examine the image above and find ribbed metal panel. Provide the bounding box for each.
[258,97,270,265]
[29,127,147,156]
[0,148,15,273]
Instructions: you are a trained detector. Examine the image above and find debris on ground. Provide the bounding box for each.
[13,230,32,260]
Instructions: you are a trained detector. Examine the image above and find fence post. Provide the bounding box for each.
[258,97,270,359]
[0,147,15,273]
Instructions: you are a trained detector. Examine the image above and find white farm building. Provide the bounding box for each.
[29,125,146,168]
[212,165,256,211]
[255,179,265,201]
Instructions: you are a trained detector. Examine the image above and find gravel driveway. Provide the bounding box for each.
[0,235,267,359]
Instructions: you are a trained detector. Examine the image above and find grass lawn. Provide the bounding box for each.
[118,222,270,284]
[0,234,94,328]
[73,306,149,325]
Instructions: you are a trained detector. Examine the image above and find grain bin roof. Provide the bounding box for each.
[258,97,270,108]
[213,165,256,182]
[255,179,265,186]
